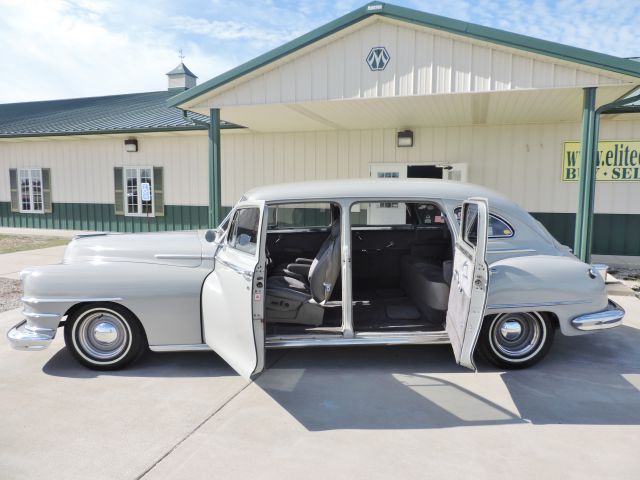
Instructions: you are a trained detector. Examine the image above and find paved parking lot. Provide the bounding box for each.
[2,292,640,480]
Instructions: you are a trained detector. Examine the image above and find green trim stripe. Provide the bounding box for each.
[168,1,640,108]
[531,212,640,256]
[0,202,209,232]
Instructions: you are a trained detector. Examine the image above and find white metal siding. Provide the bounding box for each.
[220,118,640,214]
[202,18,628,109]
[0,134,209,205]
[3,120,638,216]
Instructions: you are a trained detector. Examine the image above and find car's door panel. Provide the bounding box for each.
[446,198,489,370]
[202,202,266,380]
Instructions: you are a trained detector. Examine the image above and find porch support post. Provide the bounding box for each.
[574,87,597,263]
[208,108,222,228]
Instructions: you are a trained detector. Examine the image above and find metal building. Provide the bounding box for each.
[1,2,639,256]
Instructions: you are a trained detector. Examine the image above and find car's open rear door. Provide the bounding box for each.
[446,198,489,370]
[201,201,267,380]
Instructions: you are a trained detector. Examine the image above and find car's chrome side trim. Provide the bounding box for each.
[265,331,450,348]
[571,299,624,331]
[146,331,453,351]
[487,299,592,309]
[154,254,203,260]
[149,344,211,352]
[21,297,124,305]
[21,311,62,320]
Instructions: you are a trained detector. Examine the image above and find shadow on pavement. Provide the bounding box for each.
[257,325,640,430]
[42,322,640,429]
[42,347,237,379]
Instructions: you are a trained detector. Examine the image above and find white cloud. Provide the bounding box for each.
[0,0,234,102]
[172,16,289,45]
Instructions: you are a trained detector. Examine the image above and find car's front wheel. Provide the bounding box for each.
[479,312,554,369]
[64,303,146,370]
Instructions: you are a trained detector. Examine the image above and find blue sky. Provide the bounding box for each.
[1,0,639,103]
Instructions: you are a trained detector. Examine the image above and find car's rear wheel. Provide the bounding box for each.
[480,312,554,369]
[64,303,146,370]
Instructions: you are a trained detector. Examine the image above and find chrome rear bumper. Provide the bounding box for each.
[571,299,625,331]
[7,320,56,350]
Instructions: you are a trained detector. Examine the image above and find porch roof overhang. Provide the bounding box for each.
[182,85,638,133]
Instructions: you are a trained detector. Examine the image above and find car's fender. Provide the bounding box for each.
[20,260,213,346]
[486,254,608,336]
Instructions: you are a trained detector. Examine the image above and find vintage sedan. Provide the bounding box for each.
[8,179,625,378]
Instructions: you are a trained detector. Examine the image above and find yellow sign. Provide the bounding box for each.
[562,141,640,181]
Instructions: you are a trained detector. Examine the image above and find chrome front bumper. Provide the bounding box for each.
[571,299,625,331]
[7,320,57,351]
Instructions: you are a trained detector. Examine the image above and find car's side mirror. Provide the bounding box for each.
[205,229,222,243]
[237,233,251,246]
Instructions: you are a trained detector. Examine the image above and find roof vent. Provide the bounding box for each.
[166,62,197,91]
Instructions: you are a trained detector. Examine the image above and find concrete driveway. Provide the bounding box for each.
[1,293,640,480]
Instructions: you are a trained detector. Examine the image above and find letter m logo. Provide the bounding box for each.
[366,47,390,71]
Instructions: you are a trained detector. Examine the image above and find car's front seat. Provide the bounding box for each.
[265,222,341,326]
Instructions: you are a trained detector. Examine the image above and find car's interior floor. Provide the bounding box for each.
[352,285,445,332]
[265,284,444,336]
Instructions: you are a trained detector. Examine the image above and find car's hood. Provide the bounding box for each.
[63,231,204,267]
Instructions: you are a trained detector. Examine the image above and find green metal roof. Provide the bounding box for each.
[0,90,239,139]
[169,1,640,108]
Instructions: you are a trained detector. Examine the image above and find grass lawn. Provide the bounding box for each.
[0,234,70,254]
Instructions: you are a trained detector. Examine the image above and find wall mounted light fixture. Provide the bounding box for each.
[124,139,138,152]
[397,130,413,147]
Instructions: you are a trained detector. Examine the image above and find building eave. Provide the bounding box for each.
[0,124,246,140]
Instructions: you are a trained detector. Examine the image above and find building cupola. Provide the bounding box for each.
[166,62,197,91]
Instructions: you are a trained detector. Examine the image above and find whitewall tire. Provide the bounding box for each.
[480,312,554,369]
[64,303,146,370]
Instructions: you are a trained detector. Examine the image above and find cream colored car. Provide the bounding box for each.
[8,179,624,377]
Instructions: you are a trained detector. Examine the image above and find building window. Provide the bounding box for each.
[124,167,154,216]
[18,168,44,213]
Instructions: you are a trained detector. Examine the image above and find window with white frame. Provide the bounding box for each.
[125,167,154,216]
[19,168,44,213]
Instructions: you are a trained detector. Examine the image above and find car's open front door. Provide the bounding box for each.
[446,198,489,370]
[201,201,267,380]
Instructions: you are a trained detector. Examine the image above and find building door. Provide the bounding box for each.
[368,164,408,224]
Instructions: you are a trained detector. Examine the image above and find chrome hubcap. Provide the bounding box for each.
[499,320,523,341]
[490,312,545,361]
[76,310,129,360]
[93,322,118,344]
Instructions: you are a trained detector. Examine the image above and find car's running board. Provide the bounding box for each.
[265,331,450,348]
[150,331,451,352]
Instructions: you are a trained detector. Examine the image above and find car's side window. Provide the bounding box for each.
[454,206,514,238]
[227,207,260,255]
[462,203,478,248]
[267,203,332,229]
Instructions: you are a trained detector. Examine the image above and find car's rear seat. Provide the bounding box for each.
[400,256,453,315]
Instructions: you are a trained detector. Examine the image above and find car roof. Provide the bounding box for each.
[243,179,517,210]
